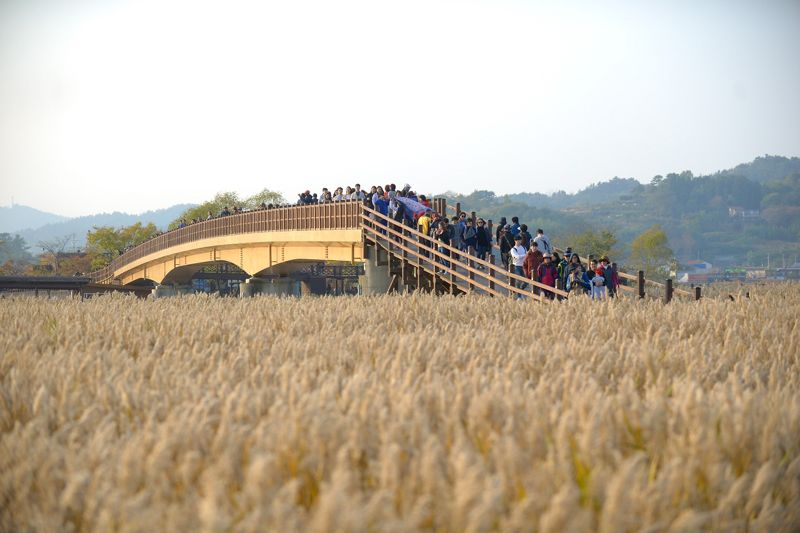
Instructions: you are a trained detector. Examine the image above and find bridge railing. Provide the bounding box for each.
[361,205,568,300]
[445,202,699,301]
[91,202,363,283]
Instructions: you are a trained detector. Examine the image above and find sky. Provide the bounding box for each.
[0,0,798,218]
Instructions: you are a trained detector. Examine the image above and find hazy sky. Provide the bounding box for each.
[1,0,798,217]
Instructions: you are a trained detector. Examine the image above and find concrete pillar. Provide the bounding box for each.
[151,284,176,298]
[240,278,256,298]
[174,284,193,296]
[151,284,192,298]
[360,256,391,295]
[261,278,295,297]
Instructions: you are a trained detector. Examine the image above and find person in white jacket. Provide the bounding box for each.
[533,228,552,256]
[510,234,528,296]
[590,270,607,300]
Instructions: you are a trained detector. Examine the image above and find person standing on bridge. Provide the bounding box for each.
[475,218,491,263]
[510,234,528,296]
[434,219,452,271]
[496,217,507,244]
[533,228,552,256]
[524,241,543,283]
[499,225,515,271]
[463,218,477,257]
[537,253,559,299]
[353,184,366,201]
[417,210,432,257]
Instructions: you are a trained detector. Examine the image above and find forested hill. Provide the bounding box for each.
[444,155,800,266]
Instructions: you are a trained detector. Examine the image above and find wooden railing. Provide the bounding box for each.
[361,206,567,301]
[91,202,363,283]
[446,202,699,302]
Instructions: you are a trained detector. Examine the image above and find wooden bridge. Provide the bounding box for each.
[90,200,696,301]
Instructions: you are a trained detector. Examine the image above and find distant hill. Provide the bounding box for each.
[0,204,69,234]
[716,155,800,183]
[16,204,196,253]
[443,155,800,266]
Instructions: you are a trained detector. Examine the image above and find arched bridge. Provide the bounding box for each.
[90,203,366,287]
[91,199,695,302]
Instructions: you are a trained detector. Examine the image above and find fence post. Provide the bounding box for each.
[449,248,456,295]
[695,286,701,301]
[488,254,496,295]
[664,278,673,304]
[455,202,461,217]
[468,257,475,291]
[637,270,645,299]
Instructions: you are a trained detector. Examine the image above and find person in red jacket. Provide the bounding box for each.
[536,253,559,299]
[523,241,543,281]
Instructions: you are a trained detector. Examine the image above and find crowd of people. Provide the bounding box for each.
[122,181,621,299]
[295,181,622,300]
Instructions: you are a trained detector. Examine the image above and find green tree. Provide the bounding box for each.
[629,225,674,279]
[169,189,286,229]
[566,229,618,260]
[0,233,32,264]
[86,222,159,269]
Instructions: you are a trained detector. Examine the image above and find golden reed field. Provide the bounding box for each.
[1,286,799,532]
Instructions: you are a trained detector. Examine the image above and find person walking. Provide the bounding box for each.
[510,234,528,296]
[536,253,559,299]
[434,219,452,271]
[499,225,514,271]
[463,218,478,257]
[533,228,552,256]
[524,241,543,282]
[417,210,433,256]
[475,218,491,263]
[496,217,507,244]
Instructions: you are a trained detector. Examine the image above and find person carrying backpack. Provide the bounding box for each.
[533,228,552,256]
[536,253,559,299]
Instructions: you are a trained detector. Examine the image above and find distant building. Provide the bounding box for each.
[677,260,717,284]
[728,206,760,219]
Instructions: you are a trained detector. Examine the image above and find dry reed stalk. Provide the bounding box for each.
[1,286,799,531]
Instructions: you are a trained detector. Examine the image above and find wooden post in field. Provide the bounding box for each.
[488,254,496,295]
[664,279,673,304]
[695,286,702,301]
[637,270,645,299]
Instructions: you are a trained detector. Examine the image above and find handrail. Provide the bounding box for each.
[90,201,364,283]
[361,205,567,299]
[361,222,518,299]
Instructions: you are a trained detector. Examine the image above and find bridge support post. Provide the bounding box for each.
[263,278,296,297]
[152,284,176,298]
[152,284,193,298]
[360,246,391,295]
[240,278,262,298]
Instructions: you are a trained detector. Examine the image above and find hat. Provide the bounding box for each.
[543,253,552,258]
[565,247,573,256]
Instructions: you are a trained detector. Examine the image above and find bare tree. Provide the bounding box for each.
[37,234,75,275]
